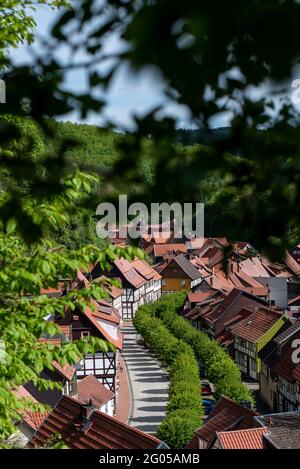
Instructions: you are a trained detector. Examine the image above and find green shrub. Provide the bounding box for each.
[169,352,199,384]
[156,409,202,449]
[150,292,255,407]
[133,306,203,448]
[167,381,202,414]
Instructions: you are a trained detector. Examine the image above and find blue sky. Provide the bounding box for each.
[9,4,233,130]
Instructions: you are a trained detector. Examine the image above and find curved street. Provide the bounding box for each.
[121,324,169,435]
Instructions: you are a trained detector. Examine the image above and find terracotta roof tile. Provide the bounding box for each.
[110,286,123,299]
[23,410,49,431]
[131,259,161,281]
[83,304,123,350]
[188,292,213,303]
[52,361,76,381]
[231,307,283,343]
[216,427,268,449]
[30,396,161,449]
[153,244,186,258]
[114,258,146,288]
[188,396,258,446]
[77,375,114,407]
[272,330,300,382]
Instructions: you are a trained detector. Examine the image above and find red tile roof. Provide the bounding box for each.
[110,286,123,299]
[37,339,76,380]
[131,258,161,281]
[152,231,172,244]
[77,271,90,288]
[272,330,300,382]
[40,287,62,296]
[188,292,213,303]
[114,258,146,288]
[30,396,161,449]
[284,252,300,275]
[153,243,186,258]
[23,410,49,431]
[216,427,268,449]
[13,386,38,402]
[83,304,123,350]
[231,307,283,343]
[52,361,76,381]
[92,299,121,325]
[77,375,114,407]
[187,396,258,447]
[58,325,72,340]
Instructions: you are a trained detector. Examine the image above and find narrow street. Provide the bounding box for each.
[121,324,169,435]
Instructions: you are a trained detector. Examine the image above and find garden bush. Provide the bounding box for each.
[150,292,255,406]
[133,307,203,448]
[156,409,202,449]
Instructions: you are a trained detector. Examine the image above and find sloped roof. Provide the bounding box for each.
[131,258,161,281]
[186,238,207,250]
[188,396,258,446]
[92,299,121,325]
[255,412,300,449]
[153,243,186,258]
[188,291,214,303]
[216,427,268,449]
[38,338,76,381]
[23,410,49,431]
[273,319,300,346]
[110,285,123,299]
[77,271,89,288]
[258,320,300,382]
[83,304,123,350]
[238,257,270,278]
[272,330,300,383]
[160,255,201,280]
[284,252,300,276]
[77,375,114,407]
[231,307,283,343]
[52,361,76,381]
[152,231,172,244]
[30,396,161,449]
[114,258,146,288]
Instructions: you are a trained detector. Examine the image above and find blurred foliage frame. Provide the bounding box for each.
[1,0,300,444]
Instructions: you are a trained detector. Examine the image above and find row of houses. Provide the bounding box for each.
[137,232,300,417]
[10,253,166,447]
[187,395,300,449]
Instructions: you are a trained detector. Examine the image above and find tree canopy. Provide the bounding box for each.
[1,0,300,442]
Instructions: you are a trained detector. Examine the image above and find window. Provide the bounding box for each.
[81,331,90,339]
[162,280,166,286]
[181,280,186,287]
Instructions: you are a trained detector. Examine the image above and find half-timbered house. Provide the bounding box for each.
[91,257,162,320]
[55,297,123,398]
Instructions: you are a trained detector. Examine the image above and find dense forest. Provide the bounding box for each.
[48,122,231,246]
[0,116,262,248]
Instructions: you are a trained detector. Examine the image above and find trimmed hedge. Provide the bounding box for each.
[148,292,255,407]
[156,409,201,449]
[133,308,203,448]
